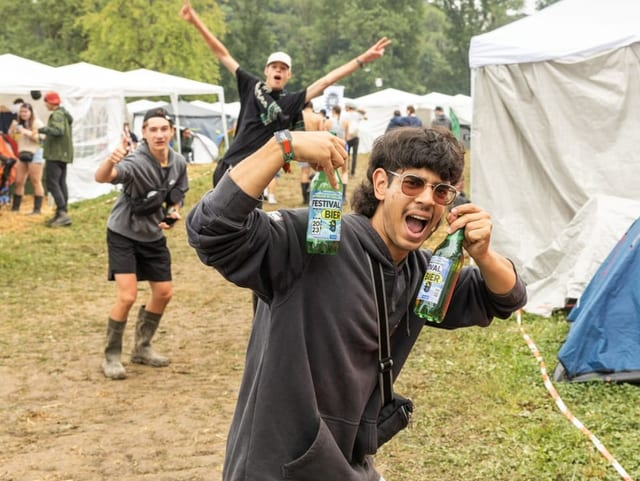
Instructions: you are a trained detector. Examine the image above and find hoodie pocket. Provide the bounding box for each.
[282,418,372,481]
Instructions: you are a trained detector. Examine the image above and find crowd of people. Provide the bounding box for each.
[4,1,526,479]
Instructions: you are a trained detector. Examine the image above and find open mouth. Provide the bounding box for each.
[406,214,429,236]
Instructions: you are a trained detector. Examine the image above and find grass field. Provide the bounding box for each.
[1,157,639,481]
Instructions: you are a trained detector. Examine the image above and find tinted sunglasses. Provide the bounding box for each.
[386,170,458,205]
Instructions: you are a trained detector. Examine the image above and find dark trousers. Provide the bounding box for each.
[347,137,360,176]
[45,160,68,215]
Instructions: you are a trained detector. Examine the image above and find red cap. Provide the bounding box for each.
[44,91,61,105]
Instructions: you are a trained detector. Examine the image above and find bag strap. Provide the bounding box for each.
[367,254,394,405]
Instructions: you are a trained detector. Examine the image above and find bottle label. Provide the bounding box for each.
[416,255,452,304]
[307,189,342,241]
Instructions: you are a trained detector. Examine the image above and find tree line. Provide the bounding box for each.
[0,0,559,101]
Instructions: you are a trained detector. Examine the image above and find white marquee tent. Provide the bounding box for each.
[1,57,227,203]
[347,88,473,153]
[469,0,640,315]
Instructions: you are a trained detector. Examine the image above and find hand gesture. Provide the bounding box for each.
[108,134,130,166]
[360,37,392,64]
[179,0,196,23]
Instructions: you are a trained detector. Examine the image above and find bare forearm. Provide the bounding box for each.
[306,59,361,101]
[473,251,518,295]
[306,36,391,101]
[185,8,238,73]
[229,131,347,197]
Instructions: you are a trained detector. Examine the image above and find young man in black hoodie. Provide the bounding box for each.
[186,127,527,481]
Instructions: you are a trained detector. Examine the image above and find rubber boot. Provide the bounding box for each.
[130,306,170,367]
[11,194,22,212]
[29,195,43,215]
[102,318,127,380]
[301,182,310,205]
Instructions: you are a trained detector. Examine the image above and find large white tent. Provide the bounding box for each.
[1,56,127,203]
[1,58,227,203]
[469,0,640,315]
[348,88,472,153]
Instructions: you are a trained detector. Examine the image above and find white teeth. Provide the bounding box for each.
[409,214,428,221]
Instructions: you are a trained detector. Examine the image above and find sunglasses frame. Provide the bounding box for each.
[385,170,458,205]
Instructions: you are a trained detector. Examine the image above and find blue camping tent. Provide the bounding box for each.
[553,217,640,383]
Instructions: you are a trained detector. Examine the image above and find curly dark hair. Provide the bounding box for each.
[351,127,465,217]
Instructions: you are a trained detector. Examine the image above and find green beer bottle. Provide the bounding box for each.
[414,227,465,322]
[306,169,343,255]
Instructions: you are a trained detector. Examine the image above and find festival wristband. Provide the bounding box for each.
[274,129,295,172]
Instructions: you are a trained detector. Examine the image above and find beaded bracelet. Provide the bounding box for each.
[356,58,365,69]
[274,129,295,173]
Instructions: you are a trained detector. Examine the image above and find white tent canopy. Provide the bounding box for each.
[1,56,127,203]
[470,0,640,67]
[1,58,227,203]
[469,0,640,316]
[346,88,472,153]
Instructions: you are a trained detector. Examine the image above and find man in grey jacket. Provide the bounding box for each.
[186,127,527,480]
[95,108,189,380]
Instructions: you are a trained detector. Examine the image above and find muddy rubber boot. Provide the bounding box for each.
[11,194,22,212]
[102,318,127,380]
[29,196,43,215]
[130,306,169,367]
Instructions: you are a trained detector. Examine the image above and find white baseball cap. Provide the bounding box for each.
[266,51,291,69]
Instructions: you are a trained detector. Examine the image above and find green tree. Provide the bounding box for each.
[0,0,89,65]
[215,0,277,100]
[78,0,225,87]
[429,0,526,94]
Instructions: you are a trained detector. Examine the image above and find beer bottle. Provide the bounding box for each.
[306,169,343,255]
[414,227,465,322]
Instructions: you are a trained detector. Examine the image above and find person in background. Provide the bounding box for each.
[185,126,526,481]
[123,122,139,151]
[94,108,189,380]
[0,98,24,134]
[385,109,404,132]
[431,106,452,131]
[179,0,390,186]
[180,127,195,163]
[343,102,365,176]
[324,104,349,199]
[39,91,74,227]
[297,100,325,204]
[8,103,45,214]
[403,105,423,126]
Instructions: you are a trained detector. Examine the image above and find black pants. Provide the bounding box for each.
[347,137,360,176]
[45,160,68,215]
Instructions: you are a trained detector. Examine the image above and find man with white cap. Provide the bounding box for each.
[180,0,391,186]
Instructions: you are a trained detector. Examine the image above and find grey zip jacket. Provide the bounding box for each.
[186,174,527,481]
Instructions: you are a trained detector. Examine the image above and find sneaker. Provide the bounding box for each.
[267,193,277,205]
[49,213,72,227]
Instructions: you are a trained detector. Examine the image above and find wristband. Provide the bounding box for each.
[356,58,365,69]
[274,129,294,173]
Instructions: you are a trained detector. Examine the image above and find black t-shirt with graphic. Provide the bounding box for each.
[221,68,307,169]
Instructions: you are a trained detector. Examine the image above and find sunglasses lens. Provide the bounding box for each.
[401,176,425,196]
[433,185,451,204]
